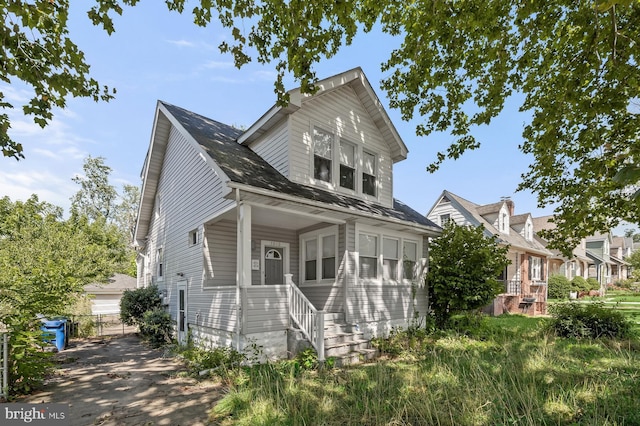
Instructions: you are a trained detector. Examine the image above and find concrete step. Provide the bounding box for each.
[331,348,379,367]
[325,338,371,358]
[324,330,365,346]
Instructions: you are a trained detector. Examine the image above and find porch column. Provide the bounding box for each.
[237,202,252,287]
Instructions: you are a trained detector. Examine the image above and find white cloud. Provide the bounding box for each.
[166,39,196,48]
[202,60,235,69]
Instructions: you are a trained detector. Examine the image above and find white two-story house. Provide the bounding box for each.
[134,68,442,363]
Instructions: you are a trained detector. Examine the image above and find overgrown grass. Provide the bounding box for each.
[206,314,640,425]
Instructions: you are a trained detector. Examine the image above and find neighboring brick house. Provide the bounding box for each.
[426,191,551,316]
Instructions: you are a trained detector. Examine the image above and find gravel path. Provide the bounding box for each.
[10,334,223,426]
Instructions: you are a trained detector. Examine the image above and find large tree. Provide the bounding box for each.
[70,155,118,223]
[0,195,128,393]
[2,1,639,254]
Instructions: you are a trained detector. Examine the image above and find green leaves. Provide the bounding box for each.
[427,223,510,327]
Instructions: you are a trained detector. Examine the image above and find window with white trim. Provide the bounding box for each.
[383,237,399,280]
[339,140,356,190]
[304,239,317,281]
[189,229,199,246]
[530,256,542,280]
[440,214,451,227]
[313,127,333,183]
[156,248,164,281]
[359,233,378,279]
[403,241,418,280]
[310,124,379,200]
[301,226,338,283]
[362,151,377,197]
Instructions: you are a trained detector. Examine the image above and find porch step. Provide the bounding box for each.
[322,315,378,367]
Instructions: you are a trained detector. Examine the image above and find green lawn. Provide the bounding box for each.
[207,314,640,425]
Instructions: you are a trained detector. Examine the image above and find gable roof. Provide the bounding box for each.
[237,67,409,162]
[85,274,137,294]
[433,190,550,255]
[163,102,438,228]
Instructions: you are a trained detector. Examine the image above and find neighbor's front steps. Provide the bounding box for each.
[322,312,378,367]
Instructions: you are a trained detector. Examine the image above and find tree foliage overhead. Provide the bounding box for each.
[2,1,639,253]
[427,223,510,327]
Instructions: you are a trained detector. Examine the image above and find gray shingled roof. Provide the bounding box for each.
[162,102,439,230]
[443,191,550,253]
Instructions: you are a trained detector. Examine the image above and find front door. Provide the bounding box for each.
[177,280,187,345]
[264,246,284,285]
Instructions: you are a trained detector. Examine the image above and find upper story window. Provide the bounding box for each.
[440,214,451,227]
[311,125,379,200]
[362,151,377,197]
[339,140,356,190]
[501,213,507,232]
[525,222,533,241]
[313,127,333,182]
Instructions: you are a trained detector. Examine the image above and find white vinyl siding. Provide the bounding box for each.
[204,220,237,287]
[241,286,289,333]
[249,118,289,176]
[427,202,471,228]
[288,85,394,208]
[144,125,237,334]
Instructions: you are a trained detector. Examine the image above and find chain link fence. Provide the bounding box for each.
[69,314,137,338]
[0,333,7,401]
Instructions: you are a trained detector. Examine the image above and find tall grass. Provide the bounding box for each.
[208,315,640,425]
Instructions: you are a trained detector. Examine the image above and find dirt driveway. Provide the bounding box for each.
[11,334,223,426]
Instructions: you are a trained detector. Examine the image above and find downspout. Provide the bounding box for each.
[235,188,242,352]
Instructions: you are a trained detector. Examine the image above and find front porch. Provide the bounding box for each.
[197,191,433,362]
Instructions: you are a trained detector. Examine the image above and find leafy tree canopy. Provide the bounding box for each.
[2,1,639,254]
[427,223,510,327]
[0,195,129,326]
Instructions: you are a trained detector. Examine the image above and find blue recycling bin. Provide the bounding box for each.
[41,319,67,351]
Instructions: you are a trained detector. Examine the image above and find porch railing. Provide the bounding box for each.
[285,274,325,362]
[505,280,522,295]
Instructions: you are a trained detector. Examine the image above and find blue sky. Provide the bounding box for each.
[0,3,635,235]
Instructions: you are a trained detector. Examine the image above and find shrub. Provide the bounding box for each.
[427,223,510,327]
[548,302,632,339]
[548,274,571,299]
[120,285,162,327]
[570,276,589,292]
[587,277,600,291]
[177,340,246,377]
[139,308,173,347]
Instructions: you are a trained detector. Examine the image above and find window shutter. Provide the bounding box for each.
[528,256,532,280]
[541,260,545,280]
